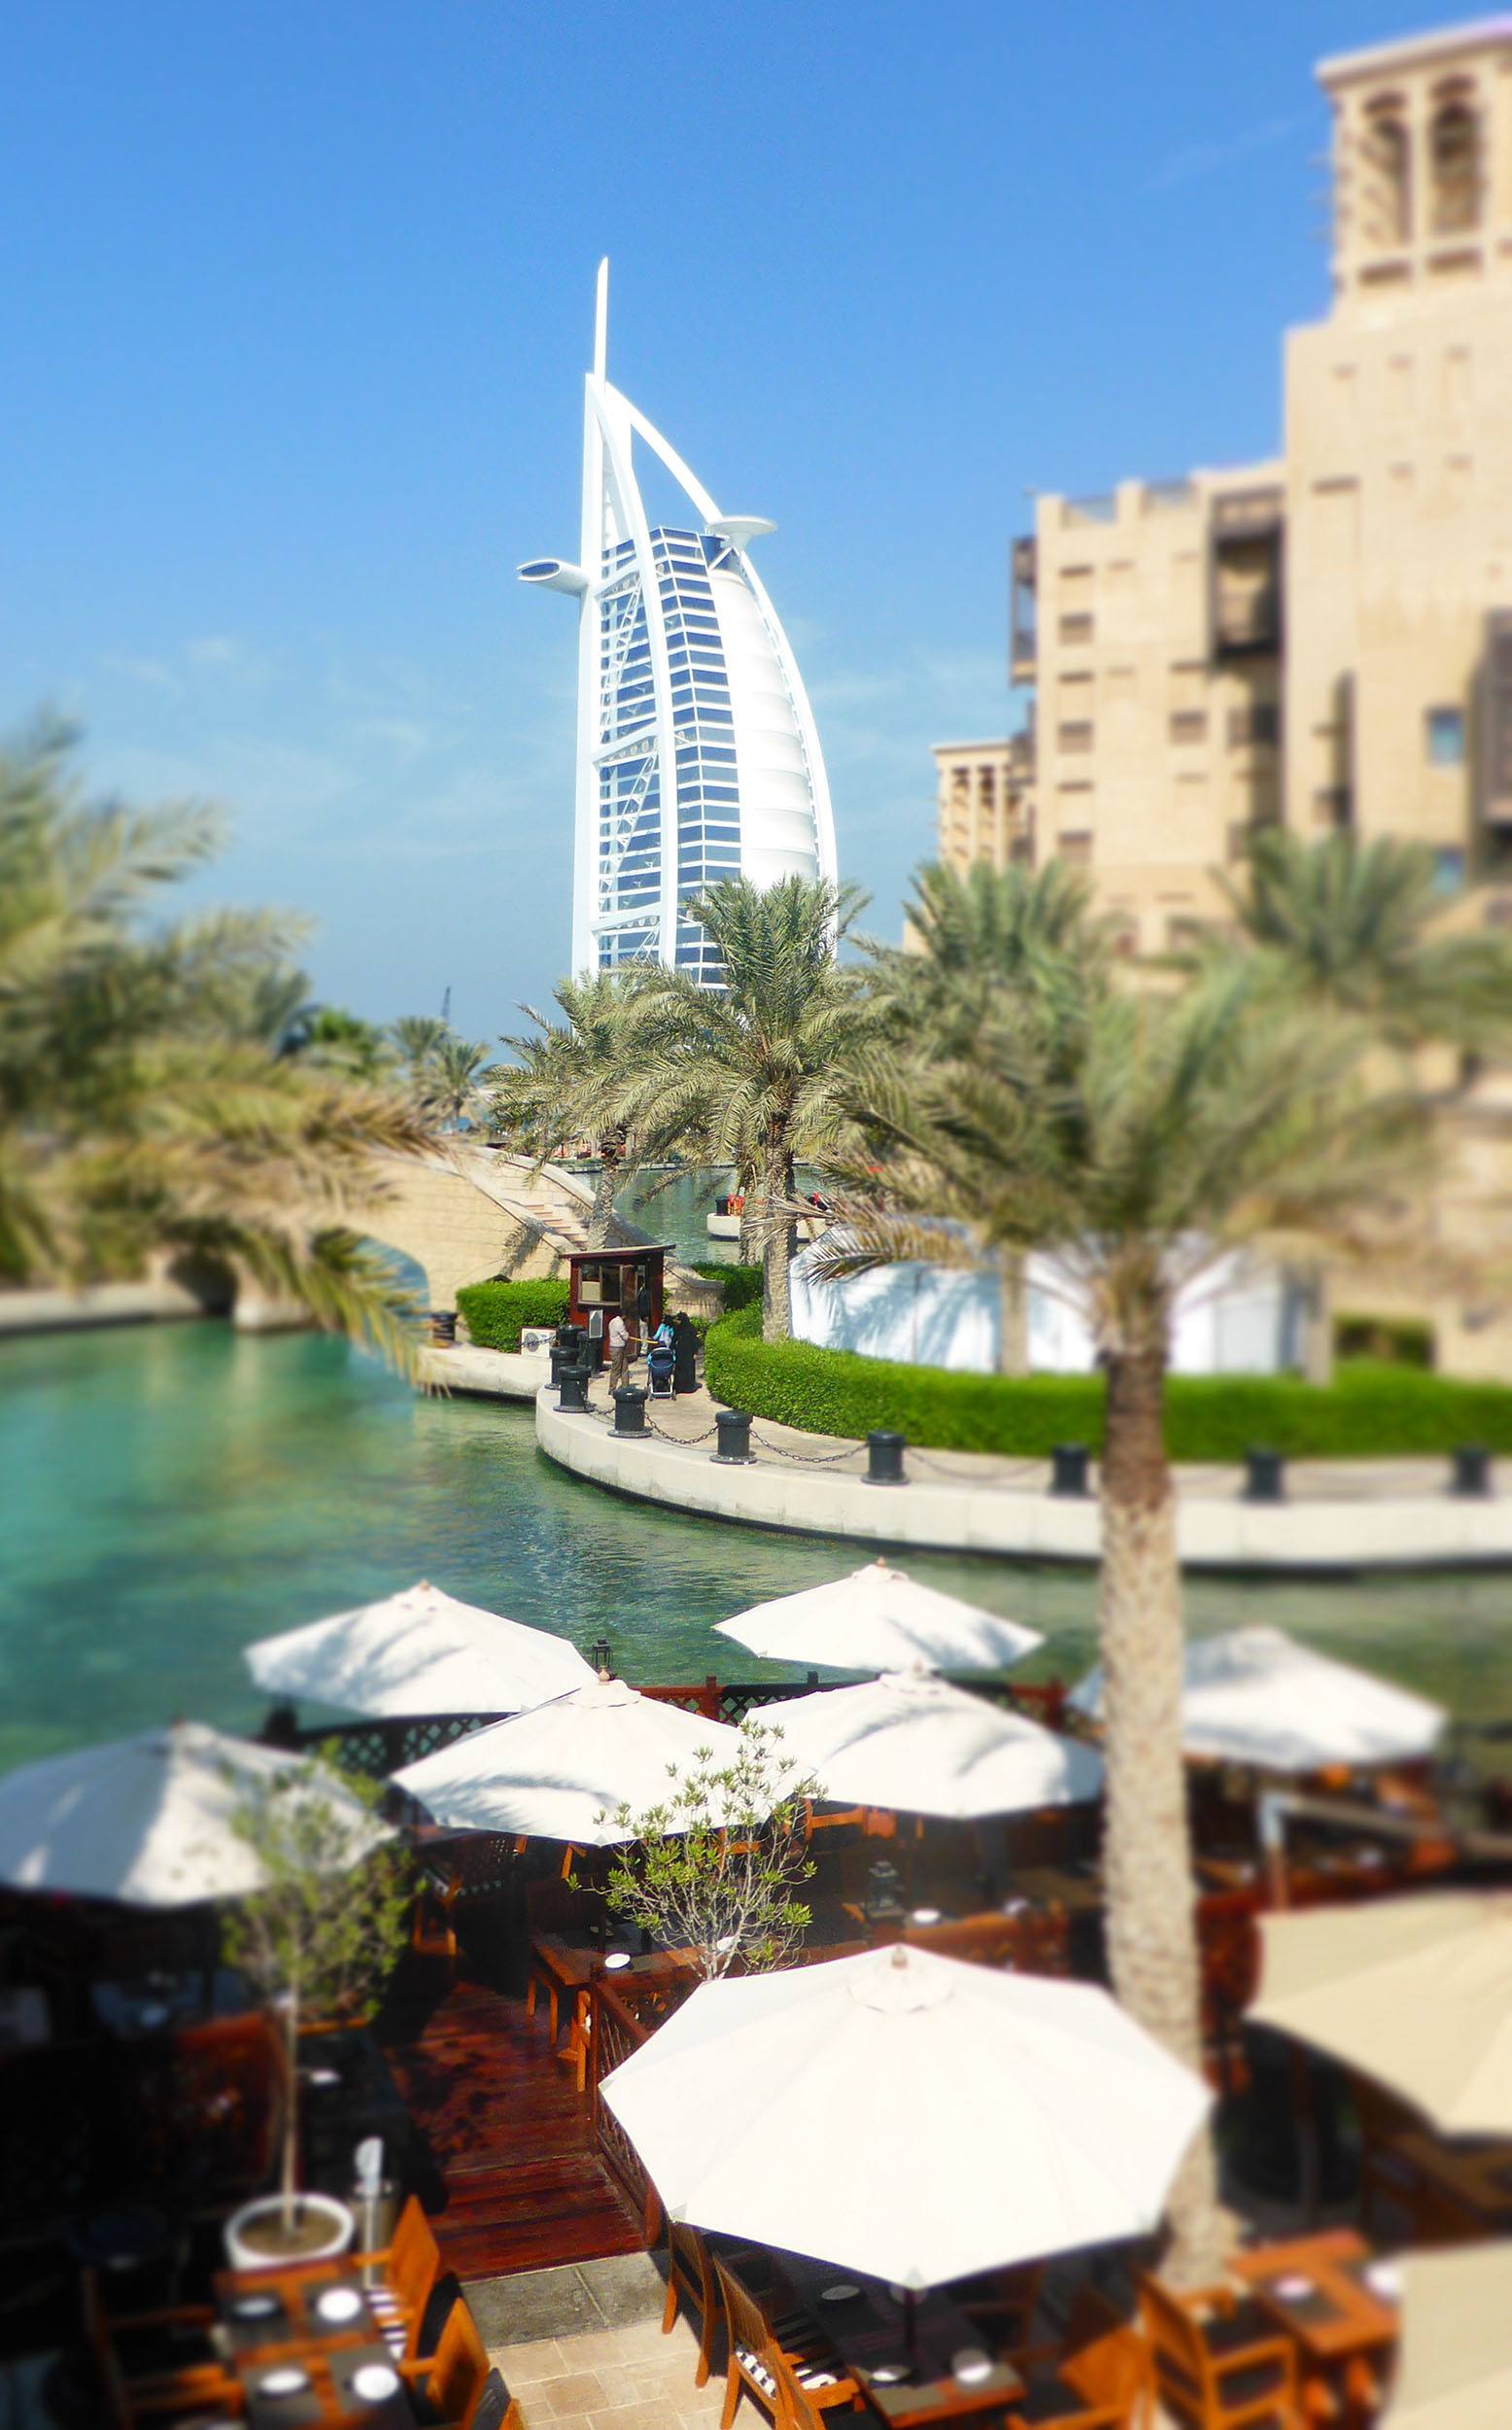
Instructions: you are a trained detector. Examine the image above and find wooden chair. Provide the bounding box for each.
[956,2259,1047,2364]
[1005,2286,1152,2429]
[356,2191,443,2360]
[83,2273,231,2426]
[661,2218,718,2386]
[712,2255,855,2430]
[1138,2274,1301,2430]
[771,2343,865,2430]
[396,2295,491,2429]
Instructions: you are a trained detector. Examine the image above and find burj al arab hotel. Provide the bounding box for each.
[519,261,838,986]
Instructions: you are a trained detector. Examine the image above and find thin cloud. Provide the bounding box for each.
[1145,112,1306,194]
[100,653,183,694]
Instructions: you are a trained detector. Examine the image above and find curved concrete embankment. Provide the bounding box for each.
[534,1388,1512,1572]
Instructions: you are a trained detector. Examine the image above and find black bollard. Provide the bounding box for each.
[713,1408,754,1465]
[1049,1442,1090,1498]
[1450,1443,1493,1498]
[1244,1446,1286,1503]
[558,1361,590,1413]
[613,1386,648,1437]
[865,1430,907,1485]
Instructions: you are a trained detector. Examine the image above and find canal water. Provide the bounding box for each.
[2,1303,1509,1777]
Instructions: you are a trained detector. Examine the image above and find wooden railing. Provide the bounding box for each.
[636,1676,1072,1732]
[266,1712,508,1779]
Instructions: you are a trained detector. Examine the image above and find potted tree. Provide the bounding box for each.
[598,1719,818,1982]
[220,1751,412,2269]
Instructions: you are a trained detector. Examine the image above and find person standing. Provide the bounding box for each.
[607,1307,635,1393]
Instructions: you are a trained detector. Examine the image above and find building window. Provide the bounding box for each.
[1227,703,1280,748]
[1426,706,1465,765]
[1057,612,1094,646]
[1429,96,1481,236]
[1169,711,1208,746]
[1362,104,1411,247]
[1056,831,1093,867]
[1057,721,1094,753]
[1433,848,1466,894]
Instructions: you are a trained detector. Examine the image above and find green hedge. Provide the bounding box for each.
[691,1261,763,1313]
[455,1276,569,1351]
[703,1304,1512,1461]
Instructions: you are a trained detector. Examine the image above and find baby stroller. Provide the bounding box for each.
[645,1336,676,1399]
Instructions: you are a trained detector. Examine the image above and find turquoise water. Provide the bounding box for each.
[1,1317,1509,1777]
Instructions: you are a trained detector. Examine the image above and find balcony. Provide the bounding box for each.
[1010,537,1037,682]
[1210,484,1285,540]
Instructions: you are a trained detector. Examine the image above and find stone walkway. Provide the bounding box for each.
[468,2254,728,2430]
[536,1374,1512,1571]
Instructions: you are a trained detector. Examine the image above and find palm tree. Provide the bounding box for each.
[495,970,649,1246]
[0,721,434,1369]
[1221,828,1512,1054]
[389,1013,451,1089]
[421,1033,501,1132]
[873,862,1103,1371]
[629,876,882,1341]
[818,932,1427,2281]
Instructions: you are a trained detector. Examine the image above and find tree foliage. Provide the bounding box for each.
[221,1752,412,2227]
[0,720,434,1367]
[600,1719,817,1982]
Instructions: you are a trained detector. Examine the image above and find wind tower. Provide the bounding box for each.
[520,260,837,984]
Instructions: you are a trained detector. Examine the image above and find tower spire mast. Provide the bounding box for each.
[593,257,608,382]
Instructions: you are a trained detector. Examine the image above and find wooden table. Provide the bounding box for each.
[1008,1863,1103,1916]
[237,2340,414,2430]
[1232,2229,1397,2428]
[1389,2128,1512,2238]
[214,2263,379,2361]
[776,2254,1024,2427]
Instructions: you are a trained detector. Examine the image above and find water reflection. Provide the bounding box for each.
[0,1318,1507,1775]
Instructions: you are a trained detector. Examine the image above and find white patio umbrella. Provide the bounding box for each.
[715,1557,1042,1675]
[392,1676,745,1847]
[1249,1892,1512,2136]
[765,1668,1103,1820]
[1379,2244,1512,2430]
[1068,1625,1444,1773]
[0,1720,387,1908]
[601,1941,1211,2287]
[243,1579,594,1718]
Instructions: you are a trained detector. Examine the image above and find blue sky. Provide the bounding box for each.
[3,0,1448,1034]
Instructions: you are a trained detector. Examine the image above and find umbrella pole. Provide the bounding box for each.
[905,2290,917,2364]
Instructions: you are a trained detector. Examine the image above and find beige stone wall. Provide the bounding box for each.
[933,739,1033,874]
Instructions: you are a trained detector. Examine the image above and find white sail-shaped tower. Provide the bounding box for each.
[520,260,838,985]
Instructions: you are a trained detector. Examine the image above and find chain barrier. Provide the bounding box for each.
[646,1415,721,1445]
[906,1444,1049,1485]
[749,1428,865,1469]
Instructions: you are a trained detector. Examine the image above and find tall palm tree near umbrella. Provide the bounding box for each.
[0,721,435,1367]
[816,928,1428,2279]
[629,875,885,1340]
[494,969,651,1246]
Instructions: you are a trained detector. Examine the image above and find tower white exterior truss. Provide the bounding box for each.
[519,260,838,984]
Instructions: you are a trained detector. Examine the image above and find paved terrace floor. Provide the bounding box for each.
[533,1375,1512,1571]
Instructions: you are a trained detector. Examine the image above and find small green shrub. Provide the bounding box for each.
[703,1305,1512,1461]
[691,1261,763,1313]
[455,1276,569,1351]
[1333,1312,1435,1370]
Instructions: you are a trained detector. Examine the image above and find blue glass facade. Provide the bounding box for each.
[597,528,743,984]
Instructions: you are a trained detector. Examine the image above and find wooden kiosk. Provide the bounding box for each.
[566,1242,673,1351]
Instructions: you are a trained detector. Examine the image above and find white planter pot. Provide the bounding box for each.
[223,2190,354,2273]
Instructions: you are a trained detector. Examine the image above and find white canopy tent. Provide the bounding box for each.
[601,1942,1210,2287]
[243,1579,595,1718]
[1069,1626,1445,1774]
[0,1720,387,1908]
[766,1669,1102,1821]
[715,1559,1042,1675]
[393,1676,746,1847]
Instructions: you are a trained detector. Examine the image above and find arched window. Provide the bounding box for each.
[1430,96,1481,234]
[1361,105,1411,246]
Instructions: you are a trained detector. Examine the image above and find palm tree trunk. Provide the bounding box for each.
[996,1250,1028,1375]
[1097,1343,1226,2284]
[589,1136,621,1249]
[761,1149,794,1344]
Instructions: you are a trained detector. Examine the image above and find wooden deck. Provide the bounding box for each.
[377,1964,642,2282]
